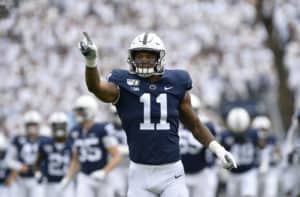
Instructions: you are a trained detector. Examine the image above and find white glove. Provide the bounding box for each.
[78,32,98,68]
[57,177,71,194]
[208,140,237,170]
[90,169,107,181]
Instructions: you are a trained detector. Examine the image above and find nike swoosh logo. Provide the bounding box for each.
[174,174,182,179]
[164,86,173,90]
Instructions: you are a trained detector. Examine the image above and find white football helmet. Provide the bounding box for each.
[24,110,42,124]
[226,107,250,133]
[49,112,68,138]
[24,110,42,136]
[49,112,68,124]
[74,95,98,123]
[128,32,166,77]
[252,116,271,131]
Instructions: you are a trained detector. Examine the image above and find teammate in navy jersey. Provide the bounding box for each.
[59,95,121,197]
[106,105,130,197]
[79,31,237,197]
[221,107,260,197]
[252,116,281,197]
[6,110,44,197]
[179,94,218,197]
[33,112,74,197]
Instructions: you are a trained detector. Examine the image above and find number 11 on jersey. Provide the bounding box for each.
[140,93,170,130]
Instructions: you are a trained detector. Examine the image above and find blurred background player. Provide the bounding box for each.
[220,107,260,197]
[59,95,122,197]
[282,110,300,197]
[106,105,129,197]
[34,111,74,197]
[6,110,43,197]
[179,94,218,197]
[0,133,15,197]
[252,115,281,197]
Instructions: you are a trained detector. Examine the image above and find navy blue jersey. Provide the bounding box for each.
[180,122,216,174]
[221,128,259,174]
[69,123,110,175]
[108,69,192,165]
[39,137,72,183]
[105,123,127,146]
[11,135,42,177]
[264,135,280,166]
[0,151,10,185]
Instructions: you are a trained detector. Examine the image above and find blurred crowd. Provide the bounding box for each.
[0,0,300,135]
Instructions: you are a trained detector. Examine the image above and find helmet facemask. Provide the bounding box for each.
[51,122,67,141]
[128,50,165,78]
[73,95,98,124]
[25,122,40,138]
[23,110,42,138]
[74,107,92,124]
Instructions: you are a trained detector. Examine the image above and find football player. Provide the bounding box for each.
[0,133,15,197]
[6,110,43,197]
[252,115,281,197]
[106,105,129,197]
[221,107,259,197]
[282,110,300,197]
[59,95,122,197]
[79,32,237,197]
[179,94,218,197]
[34,112,74,197]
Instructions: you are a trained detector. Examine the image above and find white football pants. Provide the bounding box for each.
[76,172,114,197]
[0,184,12,197]
[186,167,218,197]
[127,160,188,197]
[226,169,258,197]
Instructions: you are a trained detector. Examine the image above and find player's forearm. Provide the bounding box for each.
[180,112,215,147]
[285,119,297,153]
[33,153,43,172]
[5,171,18,186]
[102,150,122,174]
[65,156,79,179]
[190,121,215,147]
[85,67,119,103]
[86,67,101,93]
[5,146,23,170]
